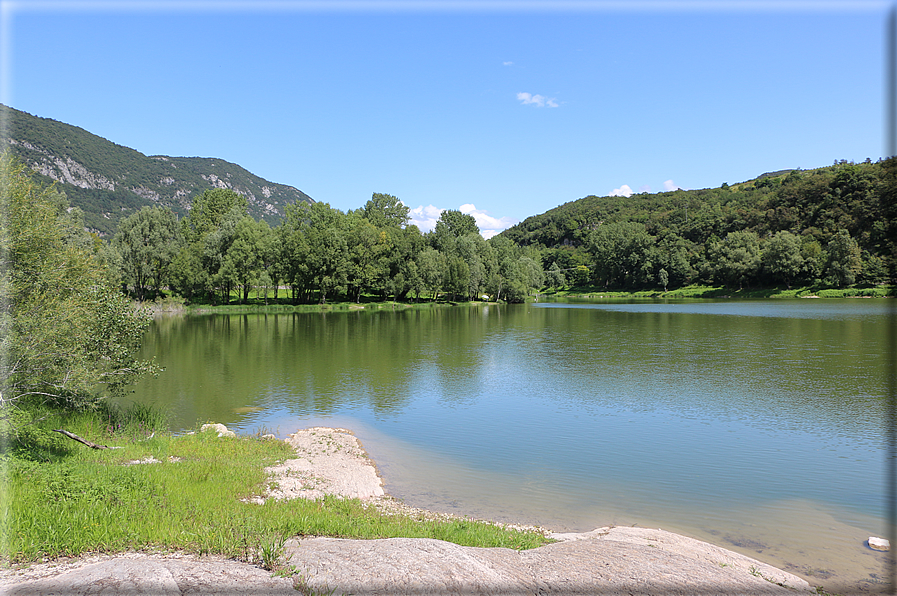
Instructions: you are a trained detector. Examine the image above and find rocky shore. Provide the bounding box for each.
[1,426,816,595]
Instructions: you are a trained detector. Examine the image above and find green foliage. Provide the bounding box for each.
[0,154,158,414]
[432,209,479,253]
[363,192,410,229]
[113,206,181,300]
[501,158,895,291]
[823,229,863,287]
[762,230,804,288]
[710,230,762,289]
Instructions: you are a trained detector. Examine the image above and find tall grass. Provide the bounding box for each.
[1,404,547,565]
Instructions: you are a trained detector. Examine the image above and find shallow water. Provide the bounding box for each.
[128,299,895,593]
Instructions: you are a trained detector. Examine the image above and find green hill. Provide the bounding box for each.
[501,160,891,256]
[499,158,895,290]
[0,104,314,236]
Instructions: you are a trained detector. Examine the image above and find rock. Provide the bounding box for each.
[261,427,385,503]
[868,537,890,551]
[199,423,237,438]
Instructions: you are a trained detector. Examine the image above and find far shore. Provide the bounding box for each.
[140,283,895,316]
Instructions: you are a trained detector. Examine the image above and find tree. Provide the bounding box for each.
[658,268,669,292]
[444,256,470,301]
[546,262,566,290]
[346,216,387,302]
[276,203,313,303]
[432,209,479,252]
[113,206,181,300]
[201,205,245,304]
[220,217,271,303]
[174,188,249,303]
[184,188,249,240]
[824,229,862,287]
[710,230,761,289]
[277,202,350,303]
[416,247,444,301]
[762,230,804,288]
[587,222,656,288]
[363,193,410,229]
[1,155,157,413]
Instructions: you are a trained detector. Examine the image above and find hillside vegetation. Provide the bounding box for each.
[2,104,892,299]
[0,104,314,235]
[501,158,895,291]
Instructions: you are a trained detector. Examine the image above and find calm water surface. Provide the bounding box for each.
[128,299,895,593]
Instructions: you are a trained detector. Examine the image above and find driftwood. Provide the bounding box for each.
[52,429,121,450]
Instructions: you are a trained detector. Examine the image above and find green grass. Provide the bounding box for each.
[547,283,895,300]
[0,404,548,566]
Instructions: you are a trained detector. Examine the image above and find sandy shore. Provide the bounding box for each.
[0,425,818,595]
[257,427,814,593]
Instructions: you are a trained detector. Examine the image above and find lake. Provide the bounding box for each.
[127,298,895,593]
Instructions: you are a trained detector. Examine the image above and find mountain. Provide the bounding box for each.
[0,104,314,236]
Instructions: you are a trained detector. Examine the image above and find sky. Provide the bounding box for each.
[0,1,892,238]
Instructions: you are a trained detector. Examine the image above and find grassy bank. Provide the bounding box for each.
[0,404,548,566]
[146,283,895,316]
[545,283,896,300]
[145,293,497,315]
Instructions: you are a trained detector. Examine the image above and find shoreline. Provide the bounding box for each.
[0,425,821,594]
[141,283,896,316]
[258,426,815,592]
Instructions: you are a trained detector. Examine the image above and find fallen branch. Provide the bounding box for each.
[53,429,122,450]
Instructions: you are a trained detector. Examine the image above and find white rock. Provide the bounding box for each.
[200,423,237,438]
[868,537,890,551]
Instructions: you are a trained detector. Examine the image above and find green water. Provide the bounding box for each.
[128,299,895,593]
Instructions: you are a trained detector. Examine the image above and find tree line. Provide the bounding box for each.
[111,189,545,305]
[111,158,897,303]
[505,158,896,290]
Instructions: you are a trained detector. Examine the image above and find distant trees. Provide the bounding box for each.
[96,158,895,304]
[710,230,762,290]
[113,206,181,301]
[501,158,895,291]
[824,229,862,287]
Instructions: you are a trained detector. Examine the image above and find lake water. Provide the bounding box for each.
[127,299,895,593]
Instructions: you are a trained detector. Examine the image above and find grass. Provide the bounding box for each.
[547,283,895,300]
[0,403,549,567]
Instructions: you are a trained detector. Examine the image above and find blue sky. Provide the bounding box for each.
[1,1,891,238]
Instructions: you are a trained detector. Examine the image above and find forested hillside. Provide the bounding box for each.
[501,159,896,291]
[0,104,314,235]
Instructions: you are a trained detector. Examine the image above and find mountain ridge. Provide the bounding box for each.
[0,104,314,236]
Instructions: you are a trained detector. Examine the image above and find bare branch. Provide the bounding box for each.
[52,429,121,450]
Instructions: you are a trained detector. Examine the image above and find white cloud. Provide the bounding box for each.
[503,61,514,66]
[407,204,444,233]
[639,185,651,194]
[609,184,634,198]
[517,92,558,108]
[663,180,680,191]
[406,203,518,239]
[463,204,519,239]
